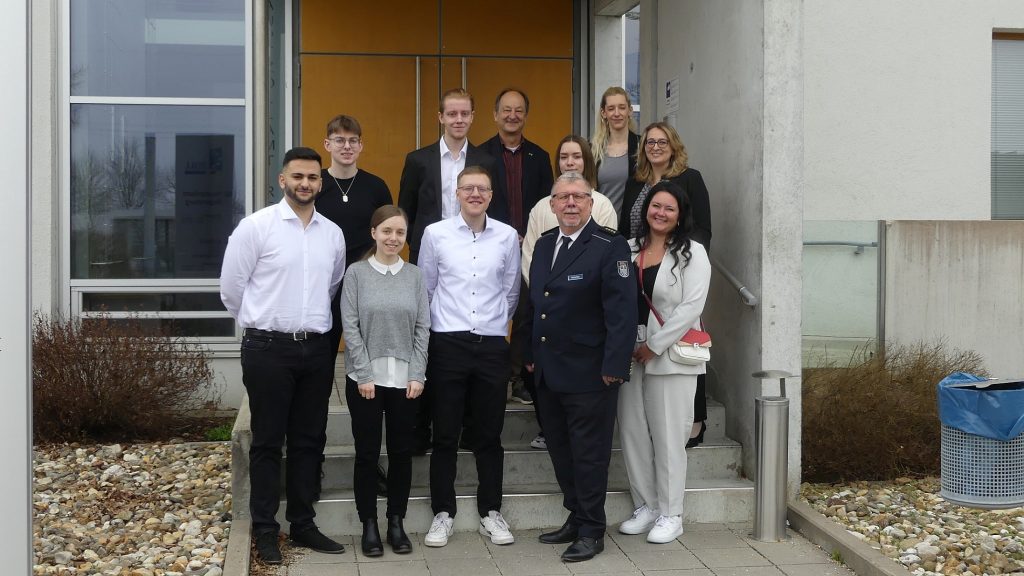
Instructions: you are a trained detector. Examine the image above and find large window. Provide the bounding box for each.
[66,0,249,340]
[993,34,1024,219]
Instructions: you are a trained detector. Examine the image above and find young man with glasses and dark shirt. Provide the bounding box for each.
[314,114,394,500]
[417,166,520,548]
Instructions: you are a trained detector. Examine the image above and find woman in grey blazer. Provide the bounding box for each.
[616,181,711,544]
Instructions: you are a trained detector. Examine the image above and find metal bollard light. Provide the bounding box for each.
[752,370,793,542]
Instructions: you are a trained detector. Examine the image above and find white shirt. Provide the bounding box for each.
[220,199,346,334]
[551,222,587,265]
[419,213,521,336]
[350,255,410,388]
[439,138,468,220]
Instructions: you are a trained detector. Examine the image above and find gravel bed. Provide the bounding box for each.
[801,477,1024,576]
[33,442,232,576]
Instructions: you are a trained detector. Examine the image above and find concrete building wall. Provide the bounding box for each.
[885,221,1024,378]
[652,0,804,491]
[32,0,58,315]
[804,0,1024,221]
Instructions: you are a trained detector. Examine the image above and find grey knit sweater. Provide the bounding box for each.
[340,259,430,384]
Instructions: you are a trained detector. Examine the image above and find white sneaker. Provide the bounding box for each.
[530,434,547,450]
[618,504,660,535]
[479,510,515,545]
[425,512,454,547]
[646,515,684,543]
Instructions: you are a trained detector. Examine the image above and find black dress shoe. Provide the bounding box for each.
[290,526,345,554]
[686,420,707,449]
[561,536,604,562]
[539,516,579,544]
[386,514,413,554]
[254,532,282,565]
[361,518,384,557]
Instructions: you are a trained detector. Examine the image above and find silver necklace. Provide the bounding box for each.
[329,170,357,203]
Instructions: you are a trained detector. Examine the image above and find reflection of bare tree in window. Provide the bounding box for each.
[156,166,176,206]
[71,153,104,215]
[105,139,146,209]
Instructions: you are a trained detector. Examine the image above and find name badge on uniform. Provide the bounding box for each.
[617,261,630,278]
[567,273,583,281]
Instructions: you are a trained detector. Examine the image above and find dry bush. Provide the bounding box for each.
[32,312,218,443]
[802,340,987,482]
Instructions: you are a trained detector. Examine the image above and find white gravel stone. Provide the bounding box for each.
[33,442,231,576]
[802,477,1024,576]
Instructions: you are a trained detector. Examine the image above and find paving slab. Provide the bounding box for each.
[266,522,856,576]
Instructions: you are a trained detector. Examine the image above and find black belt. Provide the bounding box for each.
[244,328,326,341]
[437,330,504,343]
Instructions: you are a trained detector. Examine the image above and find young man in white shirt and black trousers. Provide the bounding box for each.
[220,147,347,564]
[417,165,521,547]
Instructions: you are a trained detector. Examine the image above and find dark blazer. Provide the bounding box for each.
[480,134,554,235]
[527,219,637,393]
[619,167,713,250]
[397,140,508,262]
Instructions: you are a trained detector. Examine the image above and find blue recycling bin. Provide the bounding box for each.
[938,372,1024,509]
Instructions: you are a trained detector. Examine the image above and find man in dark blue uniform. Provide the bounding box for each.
[525,172,637,562]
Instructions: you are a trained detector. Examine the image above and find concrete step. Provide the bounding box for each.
[325,398,728,446]
[276,478,755,536]
[309,439,743,492]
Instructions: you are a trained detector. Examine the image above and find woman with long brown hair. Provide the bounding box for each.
[341,205,429,556]
[621,122,712,448]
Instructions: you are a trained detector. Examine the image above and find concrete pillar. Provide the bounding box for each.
[0,0,33,571]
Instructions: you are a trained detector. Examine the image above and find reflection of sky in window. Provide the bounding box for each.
[70,0,244,98]
[994,40,1024,151]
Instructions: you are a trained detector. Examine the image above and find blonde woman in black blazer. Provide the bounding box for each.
[617,181,711,544]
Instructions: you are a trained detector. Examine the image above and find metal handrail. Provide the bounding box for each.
[711,256,758,308]
[803,240,878,255]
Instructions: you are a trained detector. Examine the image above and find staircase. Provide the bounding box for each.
[232,363,755,536]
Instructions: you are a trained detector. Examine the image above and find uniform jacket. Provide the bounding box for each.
[397,140,508,260]
[480,134,554,235]
[527,219,637,393]
[630,238,711,376]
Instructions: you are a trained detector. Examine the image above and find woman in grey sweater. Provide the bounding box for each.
[341,205,430,556]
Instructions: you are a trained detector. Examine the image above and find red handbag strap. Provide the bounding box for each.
[637,249,665,326]
[637,247,704,332]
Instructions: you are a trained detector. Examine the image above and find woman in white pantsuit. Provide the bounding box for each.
[617,180,711,543]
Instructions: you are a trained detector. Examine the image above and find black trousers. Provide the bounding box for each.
[427,331,509,518]
[345,377,418,521]
[694,373,707,422]
[536,376,618,539]
[509,281,543,432]
[241,334,334,536]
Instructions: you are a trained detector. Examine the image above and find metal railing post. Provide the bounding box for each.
[752,370,793,542]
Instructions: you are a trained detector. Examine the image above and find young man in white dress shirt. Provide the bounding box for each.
[417,166,521,547]
[220,147,347,564]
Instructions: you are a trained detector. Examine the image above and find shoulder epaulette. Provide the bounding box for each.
[597,225,619,236]
[540,226,559,237]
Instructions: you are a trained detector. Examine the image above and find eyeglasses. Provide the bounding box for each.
[551,192,592,203]
[457,185,492,194]
[328,137,361,147]
[645,139,670,149]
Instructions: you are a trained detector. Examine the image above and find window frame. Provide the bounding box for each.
[60,0,253,348]
[992,31,1024,220]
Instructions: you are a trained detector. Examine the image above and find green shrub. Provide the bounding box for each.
[32,312,219,442]
[802,340,986,482]
[204,422,234,442]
